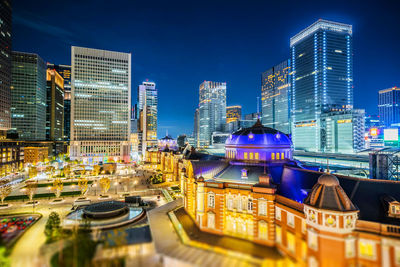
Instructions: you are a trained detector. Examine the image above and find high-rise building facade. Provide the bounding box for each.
[261,60,291,134]
[194,108,199,147]
[137,81,157,155]
[46,69,64,141]
[11,51,46,141]
[0,0,12,132]
[198,81,226,147]
[226,105,242,124]
[70,46,131,163]
[378,86,400,127]
[320,109,365,153]
[290,19,353,151]
[47,64,71,140]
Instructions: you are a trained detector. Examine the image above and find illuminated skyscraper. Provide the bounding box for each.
[379,86,400,127]
[47,63,71,141]
[137,81,157,155]
[198,81,226,147]
[46,69,64,141]
[11,51,46,141]
[261,60,291,133]
[70,46,131,163]
[194,108,199,147]
[0,0,11,132]
[290,19,353,151]
[226,105,242,124]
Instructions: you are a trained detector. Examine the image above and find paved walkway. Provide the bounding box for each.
[148,199,261,267]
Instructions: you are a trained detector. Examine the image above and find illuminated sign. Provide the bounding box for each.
[384,129,399,141]
[370,128,378,137]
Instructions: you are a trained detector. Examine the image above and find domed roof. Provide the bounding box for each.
[197,176,205,182]
[225,119,292,147]
[304,173,357,212]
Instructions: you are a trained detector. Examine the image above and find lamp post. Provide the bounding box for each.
[114,181,118,195]
[93,183,97,196]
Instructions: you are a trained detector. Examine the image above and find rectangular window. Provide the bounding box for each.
[244,152,248,159]
[227,197,233,210]
[395,247,400,265]
[359,239,376,260]
[258,221,268,240]
[308,230,318,250]
[276,153,280,160]
[248,199,253,211]
[208,193,215,208]
[276,225,282,244]
[207,213,215,229]
[276,207,281,220]
[271,153,275,160]
[255,152,259,160]
[345,238,355,258]
[249,153,253,160]
[281,152,284,159]
[287,232,295,253]
[287,213,294,227]
[258,201,267,216]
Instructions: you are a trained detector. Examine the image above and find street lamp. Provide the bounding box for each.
[114,181,118,195]
[93,183,97,196]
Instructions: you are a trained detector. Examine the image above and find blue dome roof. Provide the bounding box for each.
[225,120,292,148]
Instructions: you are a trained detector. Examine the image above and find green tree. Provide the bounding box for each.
[44,212,62,243]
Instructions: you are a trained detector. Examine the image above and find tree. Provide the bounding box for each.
[92,165,101,176]
[44,212,62,243]
[28,167,38,179]
[99,177,110,195]
[78,177,88,196]
[79,165,86,176]
[63,165,71,179]
[46,166,55,179]
[52,178,64,198]
[0,179,11,205]
[24,180,38,202]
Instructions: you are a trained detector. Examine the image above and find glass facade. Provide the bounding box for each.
[378,87,400,127]
[46,69,64,141]
[70,46,131,163]
[11,51,46,141]
[137,81,157,154]
[0,0,11,131]
[261,59,291,134]
[291,19,353,151]
[226,105,242,124]
[47,63,71,140]
[199,81,226,147]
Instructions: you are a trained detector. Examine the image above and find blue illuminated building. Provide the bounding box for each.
[290,19,353,152]
[379,86,400,127]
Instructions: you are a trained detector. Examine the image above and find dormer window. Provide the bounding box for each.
[389,202,400,217]
[241,168,248,179]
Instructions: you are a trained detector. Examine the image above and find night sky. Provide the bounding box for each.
[13,0,400,138]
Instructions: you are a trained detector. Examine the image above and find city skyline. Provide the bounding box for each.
[12,0,400,137]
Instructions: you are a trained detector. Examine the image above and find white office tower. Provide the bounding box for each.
[70,46,131,163]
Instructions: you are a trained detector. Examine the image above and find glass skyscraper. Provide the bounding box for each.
[290,19,353,151]
[0,0,11,132]
[261,59,291,134]
[11,51,46,141]
[137,81,157,155]
[226,105,242,124]
[47,63,71,141]
[70,46,131,163]
[378,86,400,127]
[46,69,64,141]
[198,81,226,147]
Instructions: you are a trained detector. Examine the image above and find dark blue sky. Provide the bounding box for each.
[13,0,400,138]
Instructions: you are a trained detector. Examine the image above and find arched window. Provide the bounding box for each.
[271,153,275,160]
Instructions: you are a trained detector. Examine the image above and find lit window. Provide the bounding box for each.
[359,239,376,259]
[258,200,267,216]
[308,230,318,250]
[248,198,253,211]
[287,213,294,227]
[395,247,400,265]
[207,212,215,229]
[258,220,268,240]
[276,225,282,244]
[281,152,284,159]
[302,240,307,260]
[208,192,215,208]
[249,153,253,160]
[287,232,295,253]
[255,153,259,160]
[227,196,233,210]
[244,152,248,159]
[276,207,281,220]
[345,238,355,258]
[271,153,275,160]
[276,153,280,160]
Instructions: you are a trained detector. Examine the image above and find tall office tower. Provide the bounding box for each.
[137,81,157,155]
[47,64,71,140]
[261,60,291,134]
[45,69,64,141]
[198,81,226,147]
[194,108,199,147]
[378,87,400,127]
[226,105,242,124]
[70,46,131,163]
[320,109,365,153]
[11,52,46,140]
[0,0,11,133]
[290,19,353,151]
